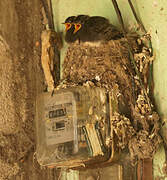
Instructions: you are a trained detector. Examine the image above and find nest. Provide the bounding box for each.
[129,130,161,161]
[62,35,161,162]
[63,39,136,111]
[110,112,136,149]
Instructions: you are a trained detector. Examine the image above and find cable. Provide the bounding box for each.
[111,0,152,109]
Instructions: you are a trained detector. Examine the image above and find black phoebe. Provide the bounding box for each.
[63,16,77,43]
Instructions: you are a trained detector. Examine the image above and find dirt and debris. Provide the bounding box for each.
[129,130,161,160]
[62,34,161,163]
[110,112,136,149]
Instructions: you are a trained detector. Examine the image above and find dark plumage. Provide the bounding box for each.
[73,15,90,24]
[74,15,123,42]
[64,16,77,43]
[63,15,123,44]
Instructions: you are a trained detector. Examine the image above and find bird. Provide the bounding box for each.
[63,16,78,43]
[73,15,123,43]
[63,15,123,44]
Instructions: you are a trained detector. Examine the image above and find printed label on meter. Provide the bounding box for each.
[44,92,77,146]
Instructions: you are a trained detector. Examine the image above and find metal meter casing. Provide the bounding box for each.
[35,86,111,168]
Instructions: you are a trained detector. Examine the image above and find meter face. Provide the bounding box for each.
[44,92,77,146]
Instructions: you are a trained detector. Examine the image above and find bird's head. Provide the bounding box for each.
[63,15,90,43]
[63,16,78,43]
[63,16,76,32]
[73,15,90,34]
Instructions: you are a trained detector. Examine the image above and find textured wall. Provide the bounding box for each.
[0,0,55,179]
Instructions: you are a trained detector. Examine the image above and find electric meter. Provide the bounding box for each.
[35,86,113,168]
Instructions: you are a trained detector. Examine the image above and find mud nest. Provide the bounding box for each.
[61,35,161,162]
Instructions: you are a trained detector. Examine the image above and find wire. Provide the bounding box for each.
[128,0,146,33]
[111,0,152,109]
[127,0,154,101]
[111,0,126,35]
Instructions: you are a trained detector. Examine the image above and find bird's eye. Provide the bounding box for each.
[65,23,72,31]
[74,24,82,34]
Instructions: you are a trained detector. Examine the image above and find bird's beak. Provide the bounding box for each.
[63,23,72,32]
[73,24,82,34]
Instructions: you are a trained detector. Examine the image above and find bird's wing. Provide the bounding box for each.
[102,24,123,40]
[84,16,110,33]
[85,16,123,39]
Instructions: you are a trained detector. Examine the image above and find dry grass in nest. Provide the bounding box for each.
[63,39,136,110]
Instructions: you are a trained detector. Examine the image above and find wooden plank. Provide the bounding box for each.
[137,159,153,180]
